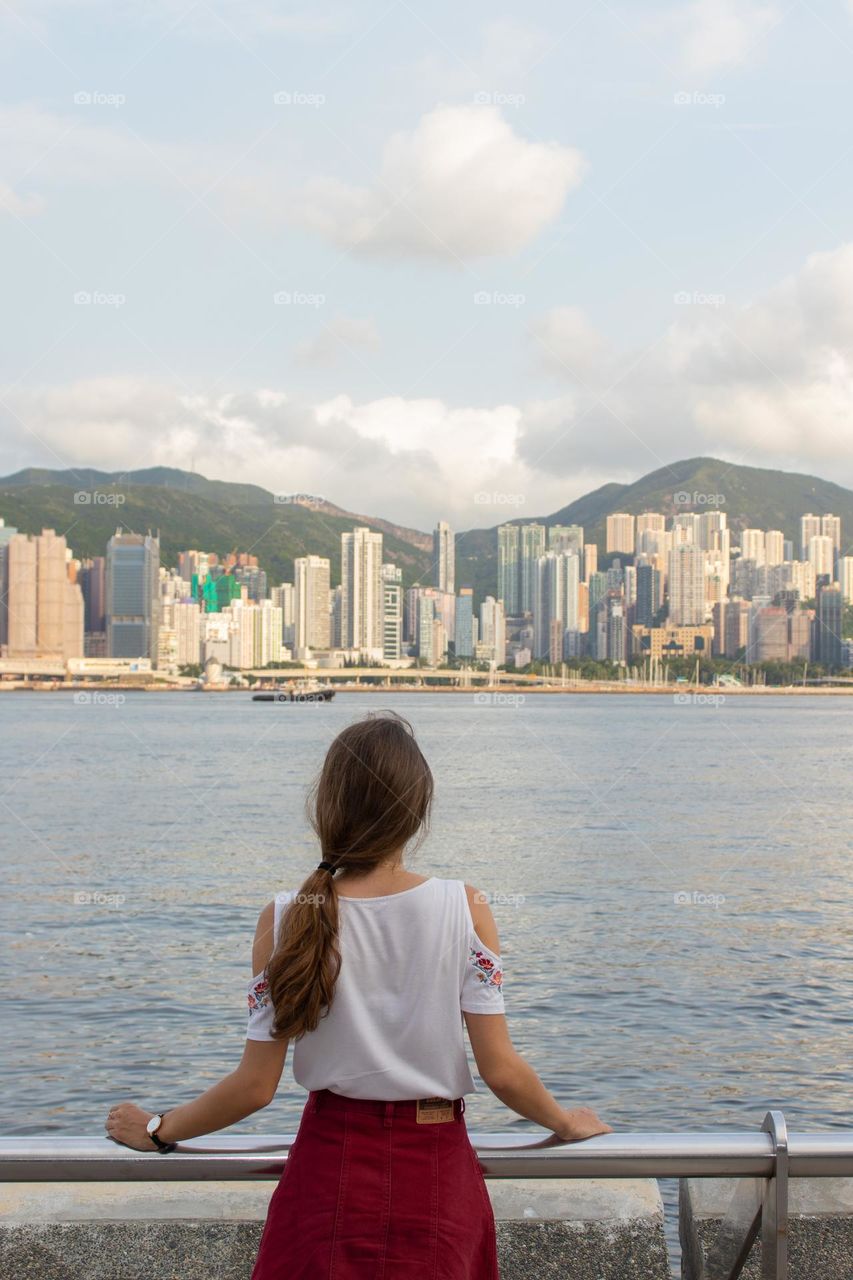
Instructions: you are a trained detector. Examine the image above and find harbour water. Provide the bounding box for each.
[1,691,851,1268]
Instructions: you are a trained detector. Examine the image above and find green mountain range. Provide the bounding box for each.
[1,457,850,601]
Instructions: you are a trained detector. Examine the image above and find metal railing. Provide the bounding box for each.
[2,1112,852,1280]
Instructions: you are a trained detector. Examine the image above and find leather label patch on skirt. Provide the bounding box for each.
[416,1097,454,1124]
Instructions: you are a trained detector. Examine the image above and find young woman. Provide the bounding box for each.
[106,710,611,1279]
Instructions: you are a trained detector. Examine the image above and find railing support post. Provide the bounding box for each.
[761,1110,788,1280]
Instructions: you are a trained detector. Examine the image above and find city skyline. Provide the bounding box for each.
[1,500,850,676]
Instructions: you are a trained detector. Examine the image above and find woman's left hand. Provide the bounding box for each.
[105,1102,158,1150]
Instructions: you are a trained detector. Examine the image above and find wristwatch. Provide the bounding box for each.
[146,1113,177,1154]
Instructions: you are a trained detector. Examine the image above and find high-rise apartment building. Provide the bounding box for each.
[497,524,520,615]
[764,531,785,566]
[341,527,383,655]
[800,514,822,561]
[2,528,84,659]
[840,556,853,605]
[741,529,766,566]
[667,544,706,626]
[548,524,584,555]
[808,535,834,581]
[433,521,455,595]
[533,551,581,661]
[478,596,505,665]
[381,562,403,660]
[636,513,665,537]
[606,513,635,555]
[294,555,331,653]
[520,524,546,614]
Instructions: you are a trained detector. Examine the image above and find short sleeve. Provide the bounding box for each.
[461,932,505,1014]
[244,891,294,1041]
[245,971,276,1041]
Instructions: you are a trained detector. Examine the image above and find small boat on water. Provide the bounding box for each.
[252,680,335,703]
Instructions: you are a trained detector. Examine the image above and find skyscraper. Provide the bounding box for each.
[741,529,766,566]
[106,531,160,661]
[807,535,834,581]
[381,562,403,660]
[814,582,843,668]
[635,560,661,627]
[497,524,520,615]
[520,524,546,614]
[341,527,383,655]
[668,544,706,626]
[433,521,455,595]
[764,531,785,567]
[2,529,84,659]
[606,513,635,555]
[800,514,822,561]
[294,556,331,653]
[478,596,505,664]
[533,551,581,661]
[455,586,475,659]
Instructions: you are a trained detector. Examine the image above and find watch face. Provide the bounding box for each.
[146,1115,161,1136]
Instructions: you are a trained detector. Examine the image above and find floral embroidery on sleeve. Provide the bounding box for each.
[247,975,271,1015]
[468,947,503,989]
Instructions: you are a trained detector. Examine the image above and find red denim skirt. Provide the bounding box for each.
[251,1089,500,1279]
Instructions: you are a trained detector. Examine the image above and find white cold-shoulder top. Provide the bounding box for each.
[245,877,505,1101]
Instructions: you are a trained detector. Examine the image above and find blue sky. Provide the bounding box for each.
[2,0,853,528]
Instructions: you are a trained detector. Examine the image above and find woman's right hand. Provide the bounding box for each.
[554,1107,612,1143]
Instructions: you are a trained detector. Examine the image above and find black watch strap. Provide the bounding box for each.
[149,1129,177,1153]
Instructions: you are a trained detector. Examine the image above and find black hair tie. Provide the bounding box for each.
[317,861,338,874]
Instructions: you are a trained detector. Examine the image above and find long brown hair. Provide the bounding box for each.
[266,710,434,1041]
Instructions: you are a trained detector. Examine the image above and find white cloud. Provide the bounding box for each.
[294,105,586,262]
[0,182,45,217]
[519,242,853,480]
[294,314,381,367]
[0,379,557,528]
[668,0,781,77]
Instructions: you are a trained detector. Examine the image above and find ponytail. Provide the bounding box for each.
[266,711,433,1040]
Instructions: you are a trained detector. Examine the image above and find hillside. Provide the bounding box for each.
[2,457,850,601]
[0,468,433,588]
[458,457,853,596]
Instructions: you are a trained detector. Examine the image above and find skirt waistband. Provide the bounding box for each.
[308,1089,465,1120]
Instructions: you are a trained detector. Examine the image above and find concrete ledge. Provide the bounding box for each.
[680,1177,853,1279]
[1,1179,670,1279]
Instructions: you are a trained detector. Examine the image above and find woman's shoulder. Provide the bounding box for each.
[461,882,501,955]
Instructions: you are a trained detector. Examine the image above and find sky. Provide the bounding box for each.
[2,0,853,530]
